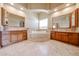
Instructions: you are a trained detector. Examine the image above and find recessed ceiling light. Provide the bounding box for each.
[54,9,58,11]
[66,4,70,6]
[20,8,24,10]
[19,11,22,13]
[10,3,14,5]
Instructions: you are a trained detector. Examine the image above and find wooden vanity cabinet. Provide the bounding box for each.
[10,31,18,43]
[55,32,62,41]
[68,33,79,45]
[50,31,79,46]
[61,32,69,42]
[10,30,27,43]
[0,30,27,47]
[50,31,55,39]
[2,31,10,46]
[22,30,27,40]
[51,32,69,42]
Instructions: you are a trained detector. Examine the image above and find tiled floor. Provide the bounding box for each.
[0,40,79,56]
[0,30,79,56]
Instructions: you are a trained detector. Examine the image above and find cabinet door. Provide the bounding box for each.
[50,32,55,39]
[23,33,27,40]
[23,31,27,40]
[11,34,18,43]
[61,33,68,42]
[18,32,23,41]
[55,32,58,40]
[10,32,18,43]
[2,32,10,46]
[69,33,79,45]
[58,32,62,41]
[55,32,62,41]
[2,39,10,46]
[50,32,52,39]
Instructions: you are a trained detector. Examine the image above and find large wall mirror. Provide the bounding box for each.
[7,12,25,27]
[71,12,75,27]
[52,14,70,29]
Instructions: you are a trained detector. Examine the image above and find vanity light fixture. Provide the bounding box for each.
[66,4,70,7]
[19,11,23,13]
[20,8,24,10]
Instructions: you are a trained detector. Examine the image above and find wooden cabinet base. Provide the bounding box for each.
[68,33,79,45]
[0,30,27,47]
[50,31,79,46]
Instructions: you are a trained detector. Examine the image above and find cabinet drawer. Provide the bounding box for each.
[2,40,10,46]
[51,33,55,39]
[55,32,62,40]
[62,35,68,42]
[2,35,10,40]
[69,33,79,45]
[18,34,23,41]
[61,33,68,42]
[10,34,18,43]
[2,32,9,35]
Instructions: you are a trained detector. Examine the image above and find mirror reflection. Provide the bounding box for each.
[7,12,25,27]
[52,14,70,29]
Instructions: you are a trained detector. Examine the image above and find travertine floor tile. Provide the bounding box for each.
[0,40,79,56]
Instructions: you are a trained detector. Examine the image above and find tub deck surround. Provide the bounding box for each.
[0,27,27,47]
[50,29,79,46]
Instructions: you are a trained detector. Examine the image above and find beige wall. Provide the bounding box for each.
[48,14,53,30]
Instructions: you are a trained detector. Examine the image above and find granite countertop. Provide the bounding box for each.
[0,27,27,31]
[51,29,79,33]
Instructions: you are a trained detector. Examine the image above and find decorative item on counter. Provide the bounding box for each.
[52,23,59,30]
[2,21,8,31]
[5,20,8,25]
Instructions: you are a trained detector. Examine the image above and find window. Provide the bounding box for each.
[39,18,48,29]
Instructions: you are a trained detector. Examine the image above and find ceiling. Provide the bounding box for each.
[17,3,63,10]
[5,3,74,14]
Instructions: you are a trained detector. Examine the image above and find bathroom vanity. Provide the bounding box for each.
[0,7,27,47]
[51,8,79,46]
[50,29,79,46]
[0,27,27,47]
